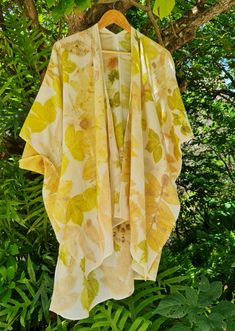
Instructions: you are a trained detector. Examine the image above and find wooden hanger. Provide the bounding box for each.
[98,9,131,33]
[97,9,131,54]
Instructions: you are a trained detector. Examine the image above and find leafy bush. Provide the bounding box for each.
[0,1,234,330]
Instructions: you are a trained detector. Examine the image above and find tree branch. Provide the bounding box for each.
[207,146,235,184]
[18,0,50,34]
[0,3,5,30]
[216,62,235,87]
[145,0,163,46]
[19,0,39,27]
[66,0,132,35]
[162,0,235,52]
[129,0,148,12]
[129,0,163,45]
[214,89,235,98]
[64,0,234,53]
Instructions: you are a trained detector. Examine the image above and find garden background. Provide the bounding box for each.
[0,0,234,330]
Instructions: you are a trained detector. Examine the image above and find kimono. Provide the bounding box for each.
[18,22,195,320]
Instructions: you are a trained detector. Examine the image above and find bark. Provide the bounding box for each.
[19,0,39,27]
[16,0,235,53]
[65,0,235,53]
[65,0,131,35]
[0,3,5,29]
[18,0,50,34]
[162,0,235,52]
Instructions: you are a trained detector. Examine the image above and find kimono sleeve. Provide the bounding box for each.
[19,41,62,176]
[164,50,195,145]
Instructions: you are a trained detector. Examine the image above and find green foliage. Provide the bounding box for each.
[156,275,235,330]
[0,0,234,330]
[153,0,175,19]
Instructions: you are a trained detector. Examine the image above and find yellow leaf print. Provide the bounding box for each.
[66,201,83,225]
[167,87,185,112]
[23,99,57,133]
[80,272,99,311]
[161,174,179,205]
[80,257,85,272]
[78,186,97,211]
[147,201,175,252]
[129,199,142,220]
[51,180,73,223]
[156,101,167,125]
[142,117,147,131]
[66,186,97,224]
[172,112,184,125]
[141,36,160,60]
[138,240,148,263]
[181,121,192,136]
[110,91,120,107]
[63,39,90,57]
[61,153,69,176]
[108,69,119,84]
[169,127,181,160]
[65,124,91,161]
[83,219,100,246]
[59,244,71,267]
[118,32,131,51]
[115,122,124,149]
[145,172,161,196]
[132,45,140,75]
[114,191,120,204]
[121,84,130,108]
[82,157,96,181]
[145,128,162,163]
[142,73,152,102]
[61,50,77,83]
[114,241,121,252]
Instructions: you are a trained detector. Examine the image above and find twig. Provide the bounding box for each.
[207,146,235,184]
[130,0,164,45]
[129,0,148,11]
[169,14,177,37]
[146,0,164,45]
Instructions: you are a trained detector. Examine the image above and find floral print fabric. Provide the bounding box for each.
[18,23,195,320]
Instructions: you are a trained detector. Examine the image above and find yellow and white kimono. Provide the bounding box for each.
[19,23,195,320]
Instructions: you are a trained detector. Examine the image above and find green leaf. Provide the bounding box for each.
[212,301,235,318]
[1,289,12,303]
[9,244,19,256]
[52,0,75,21]
[208,313,226,329]
[185,287,198,306]
[7,266,16,282]
[155,293,189,318]
[157,266,182,280]
[194,316,211,331]
[129,317,151,331]
[209,281,223,300]
[150,316,168,331]
[163,275,189,285]
[198,281,223,306]
[198,275,210,292]
[20,308,27,328]
[153,0,175,19]
[46,0,55,8]
[27,254,36,283]
[168,323,191,331]
[227,321,235,331]
[0,322,13,330]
